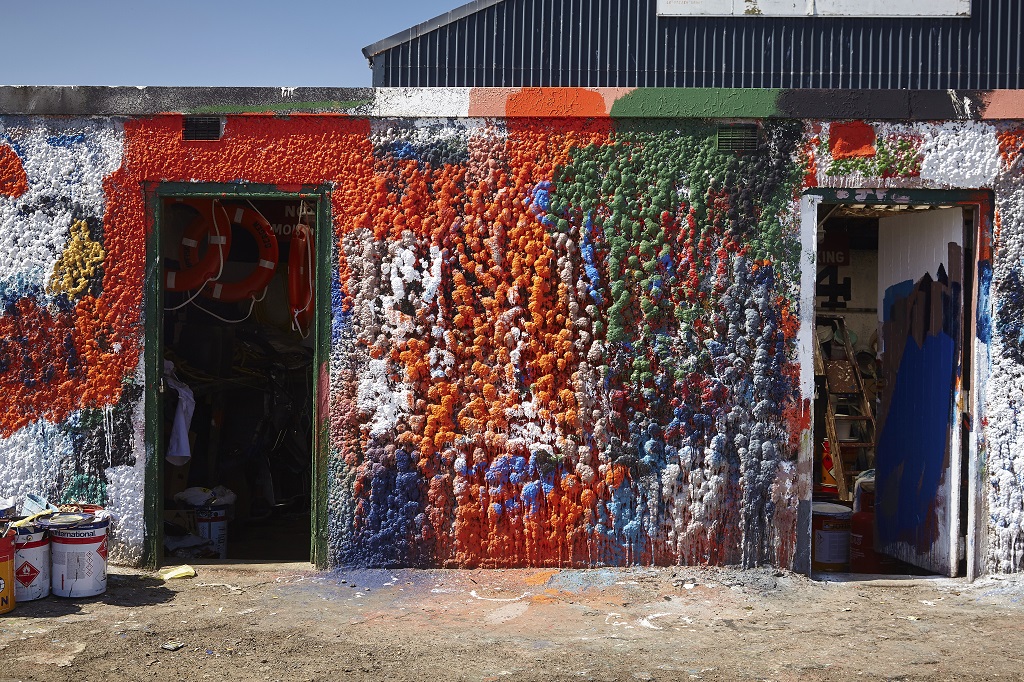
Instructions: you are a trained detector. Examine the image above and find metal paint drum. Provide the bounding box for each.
[195,505,228,559]
[14,523,50,601]
[812,502,852,573]
[0,531,15,613]
[50,515,109,598]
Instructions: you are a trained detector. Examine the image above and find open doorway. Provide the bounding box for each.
[812,196,975,578]
[158,195,317,562]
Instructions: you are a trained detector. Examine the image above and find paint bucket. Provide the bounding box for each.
[49,514,109,598]
[195,505,229,559]
[0,529,15,613]
[812,501,852,573]
[14,521,50,602]
[834,417,854,441]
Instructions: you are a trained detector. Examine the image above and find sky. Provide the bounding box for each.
[1,0,463,88]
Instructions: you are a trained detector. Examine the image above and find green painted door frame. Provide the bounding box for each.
[143,182,332,568]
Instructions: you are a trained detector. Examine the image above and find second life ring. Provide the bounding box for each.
[288,223,315,335]
[201,202,279,303]
[165,198,232,292]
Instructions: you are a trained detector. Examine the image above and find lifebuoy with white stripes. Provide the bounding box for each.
[165,198,232,292]
[201,202,280,303]
[288,223,315,335]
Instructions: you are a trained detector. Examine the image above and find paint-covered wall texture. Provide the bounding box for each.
[0,117,147,564]
[1,88,1023,575]
[329,117,806,569]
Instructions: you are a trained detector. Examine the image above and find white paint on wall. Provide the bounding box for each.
[103,358,148,565]
[0,418,74,509]
[919,122,1001,189]
[370,89,472,119]
[0,118,124,304]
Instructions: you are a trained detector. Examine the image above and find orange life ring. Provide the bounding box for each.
[288,223,315,335]
[165,198,232,292]
[202,202,280,303]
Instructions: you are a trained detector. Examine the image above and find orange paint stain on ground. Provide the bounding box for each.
[523,569,560,586]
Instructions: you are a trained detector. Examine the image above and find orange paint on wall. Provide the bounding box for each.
[505,88,610,119]
[829,121,876,160]
[3,114,375,437]
[0,144,28,198]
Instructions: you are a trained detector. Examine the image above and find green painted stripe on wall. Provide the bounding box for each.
[610,88,783,119]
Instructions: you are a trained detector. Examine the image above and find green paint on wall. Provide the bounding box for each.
[61,473,107,506]
[610,89,784,119]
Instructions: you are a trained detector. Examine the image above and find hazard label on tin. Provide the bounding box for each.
[16,562,40,588]
[97,537,108,561]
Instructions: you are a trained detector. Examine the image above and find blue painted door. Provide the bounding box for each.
[875,208,963,576]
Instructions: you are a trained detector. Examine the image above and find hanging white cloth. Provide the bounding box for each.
[164,360,195,466]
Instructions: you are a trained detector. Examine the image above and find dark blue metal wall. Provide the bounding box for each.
[364,0,1021,89]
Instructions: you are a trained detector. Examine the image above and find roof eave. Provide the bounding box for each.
[361,0,506,59]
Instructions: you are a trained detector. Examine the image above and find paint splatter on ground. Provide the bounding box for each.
[3,564,1024,681]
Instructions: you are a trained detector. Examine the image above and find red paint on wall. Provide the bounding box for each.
[0,144,28,198]
[829,121,876,160]
[2,114,375,437]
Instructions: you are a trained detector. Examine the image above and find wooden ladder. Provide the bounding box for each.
[815,314,877,501]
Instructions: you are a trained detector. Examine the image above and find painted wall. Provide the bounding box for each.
[0,89,1022,574]
[329,117,806,569]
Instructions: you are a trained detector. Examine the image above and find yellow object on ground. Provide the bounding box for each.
[159,565,197,580]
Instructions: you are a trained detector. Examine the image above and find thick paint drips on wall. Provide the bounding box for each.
[0,94,1022,574]
[330,118,805,568]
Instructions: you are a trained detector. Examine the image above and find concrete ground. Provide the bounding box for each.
[2,563,1024,681]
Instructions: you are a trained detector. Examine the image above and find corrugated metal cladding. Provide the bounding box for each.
[367,0,1021,89]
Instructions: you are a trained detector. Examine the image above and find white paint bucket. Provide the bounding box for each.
[812,502,852,572]
[50,515,109,598]
[14,523,49,602]
[196,505,229,559]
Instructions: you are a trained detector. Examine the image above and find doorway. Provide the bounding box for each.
[809,190,984,579]
[149,187,327,564]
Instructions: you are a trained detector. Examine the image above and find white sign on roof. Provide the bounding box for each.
[657,0,971,17]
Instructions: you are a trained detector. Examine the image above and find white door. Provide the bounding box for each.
[874,207,964,577]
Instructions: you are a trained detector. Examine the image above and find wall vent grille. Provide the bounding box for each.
[182,116,223,141]
[716,125,759,152]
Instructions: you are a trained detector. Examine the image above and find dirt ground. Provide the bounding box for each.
[2,562,1024,682]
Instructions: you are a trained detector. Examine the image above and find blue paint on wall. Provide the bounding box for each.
[976,260,993,345]
[346,445,425,567]
[996,266,1024,362]
[46,133,86,147]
